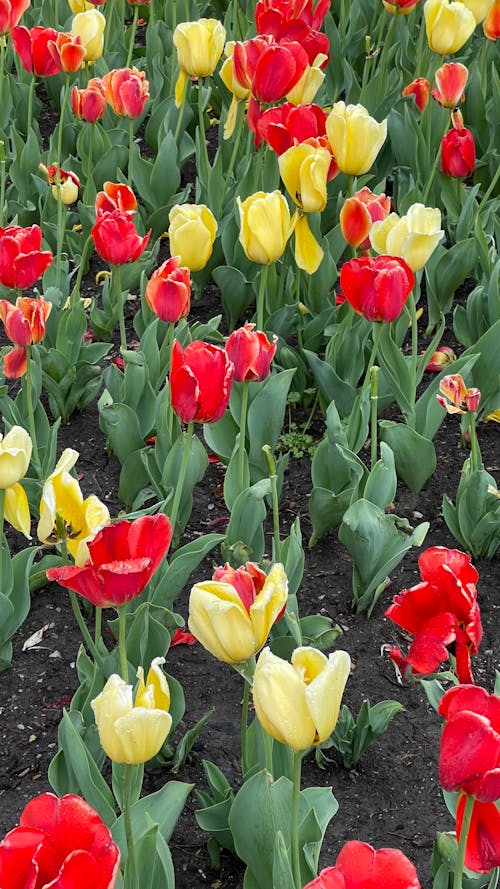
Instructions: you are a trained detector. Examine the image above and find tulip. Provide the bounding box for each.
[173,18,226,106]
[0,425,32,489]
[255,0,331,33]
[46,513,173,607]
[438,685,500,801]
[71,9,106,63]
[68,0,100,12]
[432,62,468,107]
[47,31,86,72]
[423,0,476,54]
[103,66,149,118]
[340,187,391,250]
[91,658,172,763]
[252,645,351,750]
[385,546,482,684]
[441,125,476,178]
[286,53,326,105]
[11,25,61,75]
[303,841,421,889]
[169,339,234,424]
[437,372,481,414]
[402,77,431,112]
[91,209,150,265]
[237,190,292,265]
[459,0,493,20]
[145,256,191,322]
[0,0,30,34]
[219,44,251,138]
[326,102,387,175]
[95,180,137,214]
[0,793,121,888]
[339,255,415,323]
[0,224,53,290]
[455,797,500,873]
[37,448,110,565]
[483,0,500,36]
[383,0,421,12]
[168,203,218,271]
[370,204,444,271]
[258,101,328,155]
[233,35,309,104]
[278,140,331,214]
[39,164,81,204]
[225,323,277,382]
[72,76,107,122]
[188,562,288,663]
[0,296,52,378]
[425,345,456,371]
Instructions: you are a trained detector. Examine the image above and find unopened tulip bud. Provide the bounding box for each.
[441,126,476,178]
[425,345,456,371]
[402,77,431,112]
[465,387,481,412]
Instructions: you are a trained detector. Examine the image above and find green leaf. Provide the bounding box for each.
[151,534,225,609]
[378,421,436,493]
[112,781,193,850]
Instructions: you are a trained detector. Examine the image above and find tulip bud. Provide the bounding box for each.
[278,141,331,214]
[40,164,81,204]
[103,67,149,118]
[168,203,218,271]
[441,126,476,178]
[173,18,226,106]
[72,77,107,122]
[425,345,456,372]
[402,77,431,112]
[326,102,387,175]
[465,387,481,412]
[71,9,106,62]
[237,190,292,264]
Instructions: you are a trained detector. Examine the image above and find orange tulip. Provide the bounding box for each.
[103,67,149,118]
[402,77,431,112]
[340,187,391,250]
[432,62,468,107]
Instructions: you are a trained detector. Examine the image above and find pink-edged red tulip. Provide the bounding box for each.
[0,295,52,377]
[46,513,172,607]
[385,546,482,684]
[0,224,53,289]
[456,797,500,873]
[95,181,137,215]
[402,77,431,112]
[339,255,415,323]
[72,77,107,122]
[169,339,234,424]
[257,101,328,155]
[233,35,309,104]
[340,187,391,250]
[47,31,85,72]
[483,0,500,36]
[438,685,500,802]
[225,323,277,382]
[145,257,191,323]
[441,124,476,178]
[0,792,120,889]
[91,210,150,265]
[103,66,149,118]
[432,61,468,107]
[11,25,62,75]
[0,0,30,34]
[303,840,421,888]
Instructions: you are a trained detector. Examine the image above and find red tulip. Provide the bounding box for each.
[439,685,500,809]
[46,514,172,607]
[47,31,85,72]
[233,36,309,104]
[483,0,500,37]
[255,0,331,34]
[103,66,149,118]
[0,296,51,345]
[385,546,482,684]
[169,339,234,424]
[441,126,475,178]
[0,0,30,34]
[425,345,456,372]
[274,19,330,65]
[72,77,107,122]
[432,62,468,108]
[11,25,62,75]
[340,187,391,250]
[0,792,120,889]
[95,181,137,215]
[145,257,191,322]
[339,255,415,322]
[0,224,53,290]
[402,77,430,112]
[303,840,421,889]
[91,209,150,265]
[258,102,327,154]
[225,323,277,382]
[456,796,500,873]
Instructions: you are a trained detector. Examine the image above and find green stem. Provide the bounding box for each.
[370,365,379,469]
[453,795,475,889]
[94,606,102,656]
[126,4,139,67]
[0,143,6,228]
[84,123,95,204]
[173,78,187,142]
[241,677,251,777]
[291,750,303,889]
[112,265,127,352]
[262,728,273,775]
[362,322,384,391]
[128,117,135,187]
[469,411,481,471]
[0,487,5,545]
[374,10,398,84]
[118,605,129,681]
[477,162,500,213]
[0,39,5,109]
[422,114,450,204]
[220,99,245,208]
[256,264,269,331]
[69,589,103,664]
[170,0,177,85]
[24,347,42,476]
[168,421,194,546]
[123,763,139,889]
[197,77,210,185]
[70,235,94,306]
[27,74,36,135]
[263,444,281,561]
[408,288,418,429]
[238,380,249,495]
[413,11,426,76]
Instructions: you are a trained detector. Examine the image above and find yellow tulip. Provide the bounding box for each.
[4,483,31,538]
[168,203,218,271]
[326,102,387,176]
[220,44,250,139]
[91,658,172,764]
[370,204,444,271]
[424,0,476,53]
[458,0,493,22]
[237,190,292,265]
[279,142,331,214]
[293,212,324,274]
[252,646,351,751]
[0,426,32,489]
[37,448,110,565]
[68,0,96,13]
[173,18,226,106]
[286,54,327,105]
[188,563,288,664]
[71,9,106,63]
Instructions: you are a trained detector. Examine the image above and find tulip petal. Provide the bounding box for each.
[294,214,324,274]
[457,797,500,874]
[4,483,31,538]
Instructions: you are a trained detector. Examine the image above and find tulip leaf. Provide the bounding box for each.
[0,545,39,670]
[151,533,225,609]
[98,397,147,464]
[272,832,296,889]
[213,266,254,331]
[221,478,271,566]
[377,325,413,420]
[112,780,194,851]
[362,441,397,509]
[303,349,356,417]
[378,422,436,493]
[247,370,295,478]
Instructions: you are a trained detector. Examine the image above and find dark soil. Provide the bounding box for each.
[0,273,499,889]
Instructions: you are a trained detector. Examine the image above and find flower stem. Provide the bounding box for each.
[241,676,251,777]
[0,138,5,227]
[123,763,139,889]
[291,750,303,889]
[469,411,481,471]
[70,234,94,306]
[362,322,383,391]
[256,264,269,331]
[118,605,129,681]
[173,77,187,143]
[370,365,379,469]
[27,74,36,135]
[197,77,210,186]
[24,346,42,477]
[111,265,127,352]
[422,114,450,204]
[84,123,95,204]
[168,420,194,547]
[453,795,475,889]
[128,117,135,187]
[126,4,139,67]
[238,380,249,495]
[220,99,245,207]
[408,288,418,429]
[477,162,500,214]
[68,589,103,665]
[0,487,5,546]
[263,444,281,561]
